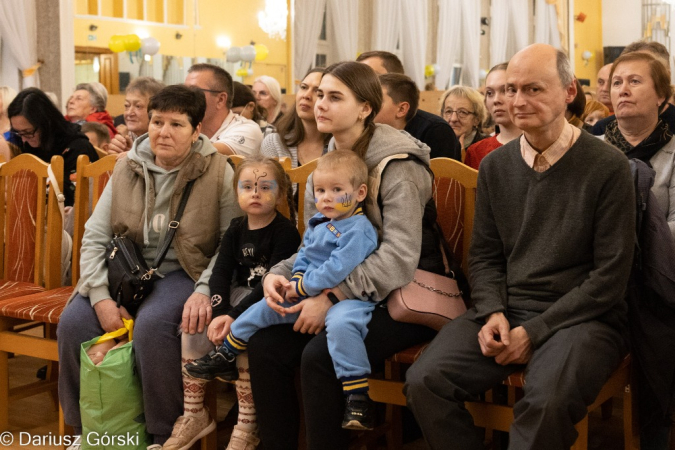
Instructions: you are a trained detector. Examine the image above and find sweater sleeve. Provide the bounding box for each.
[295,221,378,297]
[78,180,115,306]
[336,162,432,301]
[468,167,509,320]
[521,159,635,347]
[209,225,238,316]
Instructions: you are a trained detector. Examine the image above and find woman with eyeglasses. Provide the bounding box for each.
[440,85,489,153]
[8,88,99,206]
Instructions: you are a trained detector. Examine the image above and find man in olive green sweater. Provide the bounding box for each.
[406,44,635,450]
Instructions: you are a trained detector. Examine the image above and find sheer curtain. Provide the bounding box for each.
[534,0,561,49]
[294,0,327,84]
[327,0,358,62]
[372,0,401,53]
[400,0,427,87]
[459,0,481,87]
[0,0,40,87]
[436,0,462,91]
[490,0,529,67]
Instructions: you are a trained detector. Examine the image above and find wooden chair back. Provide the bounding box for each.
[71,154,117,285]
[0,154,64,289]
[429,158,478,274]
[93,146,108,159]
[285,158,318,237]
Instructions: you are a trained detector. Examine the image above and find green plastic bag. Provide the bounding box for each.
[79,318,151,450]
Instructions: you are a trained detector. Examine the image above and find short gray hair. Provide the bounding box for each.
[75,82,108,112]
[556,50,574,88]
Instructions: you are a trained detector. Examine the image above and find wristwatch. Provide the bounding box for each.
[326,292,340,305]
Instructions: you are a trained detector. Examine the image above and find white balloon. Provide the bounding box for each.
[227,47,242,62]
[240,45,256,62]
[141,37,161,56]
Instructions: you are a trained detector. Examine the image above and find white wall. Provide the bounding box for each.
[602,0,641,47]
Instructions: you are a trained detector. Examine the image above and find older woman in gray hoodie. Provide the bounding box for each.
[57,85,241,448]
[246,61,443,450]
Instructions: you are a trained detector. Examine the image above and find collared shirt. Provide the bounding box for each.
[210,110,263,156]
[520,122,580,171]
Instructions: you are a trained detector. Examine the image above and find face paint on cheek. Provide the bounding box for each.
[334,193,353,213]
[260,191,276,204]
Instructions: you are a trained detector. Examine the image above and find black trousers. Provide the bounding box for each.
[405,308,627,450]
[247,305,436,450]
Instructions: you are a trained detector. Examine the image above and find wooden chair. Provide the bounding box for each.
[93,146,108,160]
[367,158,477,449]
[0,154,64,299]
[0,155,116,434]
[284,158,319,237]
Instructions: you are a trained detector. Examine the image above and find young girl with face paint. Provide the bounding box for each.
[164,156,300,450]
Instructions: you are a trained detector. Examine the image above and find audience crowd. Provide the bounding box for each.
[2,38,675,450]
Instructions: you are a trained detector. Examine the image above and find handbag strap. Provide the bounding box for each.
[146,180,196,275]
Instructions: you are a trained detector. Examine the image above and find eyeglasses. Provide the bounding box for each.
[11,128,37,138]
[442,109,476,120]
[194,87,225,95]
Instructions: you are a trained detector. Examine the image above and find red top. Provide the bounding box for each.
[464,135,502,170]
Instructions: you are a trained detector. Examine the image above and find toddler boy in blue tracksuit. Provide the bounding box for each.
[185,150,380,430]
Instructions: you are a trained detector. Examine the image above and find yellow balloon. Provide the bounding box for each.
[236,68,249,77]
[124,34,142,52]
[424,64,435,78]
[108,35,126,53]
[254,44,269,61]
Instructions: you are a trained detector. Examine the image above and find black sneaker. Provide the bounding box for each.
[184,349,238,381]
[341,393,375,430]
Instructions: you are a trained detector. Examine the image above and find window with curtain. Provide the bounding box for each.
[76,0,186,25]
[642,0,672,54]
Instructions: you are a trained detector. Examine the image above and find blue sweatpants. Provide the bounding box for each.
[230,298,375,379]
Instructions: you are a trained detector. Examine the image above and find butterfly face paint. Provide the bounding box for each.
[236,165,279,217]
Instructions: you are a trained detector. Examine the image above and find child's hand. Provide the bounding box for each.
[285,281,300,303]
[207,315,234,346]
[266,295,287,316]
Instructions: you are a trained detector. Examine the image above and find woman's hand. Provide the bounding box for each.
[207,314,234,346]
[285,292,332,334]
[181,292,212,334]
[93,299,132,333]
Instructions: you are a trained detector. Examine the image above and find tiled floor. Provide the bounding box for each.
[6,354,629,450]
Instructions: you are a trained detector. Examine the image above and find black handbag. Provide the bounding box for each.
[105,180,195,315]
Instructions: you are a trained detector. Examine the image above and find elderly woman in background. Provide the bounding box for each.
[440,85,488,151]
[108,77,165,155]
[603,50,675,450]
[465,63,522,170]
[8,88,99,206]
[57,84,241,448]
[65,82,117,138]
[604,52,675,239]
[253,75,283,125]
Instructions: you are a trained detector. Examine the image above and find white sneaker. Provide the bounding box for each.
[147,446,163,450]
[226,426,260,450]
[162,408,216,450]
[66,436,81,450]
